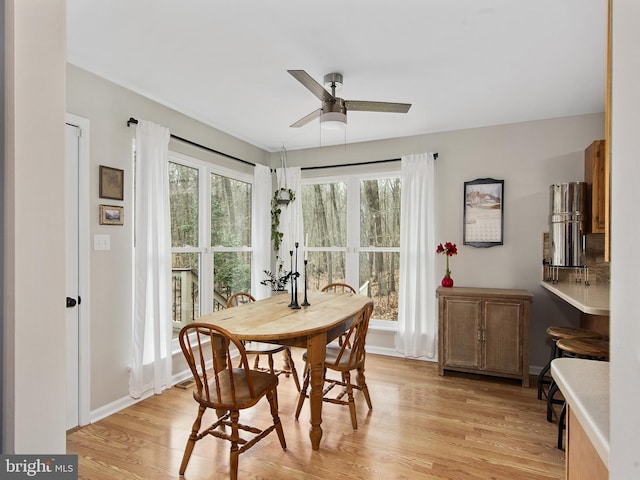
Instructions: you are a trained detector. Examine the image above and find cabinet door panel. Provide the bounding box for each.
[585,139,607,234]
[483,301,522,374]
[443,298,481,369]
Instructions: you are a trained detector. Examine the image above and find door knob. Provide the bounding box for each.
[66,297,77,308]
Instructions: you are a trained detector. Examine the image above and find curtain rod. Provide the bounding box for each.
[127,117,438,171]
[300,152,438,171]
[127,117,256,167]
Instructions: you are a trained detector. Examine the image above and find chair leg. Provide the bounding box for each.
[356,366,373,410]
[295,365,310,419]
[285,348,301,392]
[547,380,557,422]
[180,404,206,475]
[267,389,287,450]
[557,402,567,450]
[264,354,279,406]
[229,410,240,480]
[547,380,563,422]
[537,341,557,400]
[343,371,358,430]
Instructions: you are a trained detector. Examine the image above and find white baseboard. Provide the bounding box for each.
[90,369,195,424]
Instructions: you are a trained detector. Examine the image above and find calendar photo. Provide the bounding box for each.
[463,178,504,247]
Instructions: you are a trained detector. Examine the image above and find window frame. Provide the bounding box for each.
[302,168,401,329]
[168,151,254,350]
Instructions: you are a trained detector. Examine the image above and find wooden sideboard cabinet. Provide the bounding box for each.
[437,286,533,387]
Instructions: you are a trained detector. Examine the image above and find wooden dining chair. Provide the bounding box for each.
[295,302,374,431]
[178,323,286,480]
[321,283,357,348]
[321,282,357,294]
[226,292,300,392]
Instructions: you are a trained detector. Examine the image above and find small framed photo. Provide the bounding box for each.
[99,205,124,226]
[99,165,124,200]
[463,178,504,248]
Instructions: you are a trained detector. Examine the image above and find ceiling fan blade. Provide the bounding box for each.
[288,70,335,103]
[290,108,322,128]
[344,100,411,113]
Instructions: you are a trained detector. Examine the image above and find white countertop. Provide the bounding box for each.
[540,281,610,315]
[551,357,609,467]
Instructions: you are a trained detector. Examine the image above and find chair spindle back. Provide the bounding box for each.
[179,323,255,404]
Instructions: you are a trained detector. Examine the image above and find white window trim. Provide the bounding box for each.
[302,168,401,331]
[168,150,254,352]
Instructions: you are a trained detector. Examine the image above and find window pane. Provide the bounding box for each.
[211,174,251,247]
[213,252,252,309]
[359,251,399,320]
[302,182,347,247]
[169,162,199,247]
[305,251,347,291]
[360,178,401,247]
[172,252,200,337]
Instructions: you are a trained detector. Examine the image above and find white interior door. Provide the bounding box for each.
[65,122,80,430]
[65,114,91,429]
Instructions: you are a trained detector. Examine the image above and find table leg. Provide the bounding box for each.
[306,332,327,450]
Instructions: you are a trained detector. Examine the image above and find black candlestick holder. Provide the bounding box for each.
[301,259,310,306]
[289,243,301,309]
[288,250,295,307]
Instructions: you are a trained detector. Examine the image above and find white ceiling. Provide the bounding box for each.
[66,1,607,153]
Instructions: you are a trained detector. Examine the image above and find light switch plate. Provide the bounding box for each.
[94,234,110,251]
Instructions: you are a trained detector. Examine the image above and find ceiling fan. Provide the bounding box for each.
[287,70,411,130]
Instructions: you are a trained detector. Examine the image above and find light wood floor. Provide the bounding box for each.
[67,351,565,479]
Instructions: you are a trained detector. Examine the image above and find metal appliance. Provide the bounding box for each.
[547,182,589,284]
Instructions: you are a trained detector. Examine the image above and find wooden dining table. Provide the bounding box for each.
[196,291,373,450]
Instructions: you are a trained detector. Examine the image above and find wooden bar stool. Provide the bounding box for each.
[549,337,609,450]
[537,326,602,400]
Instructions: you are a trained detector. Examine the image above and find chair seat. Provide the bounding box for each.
[194,368,279,410]
[244,341,285,355]
[545,326,602,340]
[556,337,609,359]
[303,345,360,370]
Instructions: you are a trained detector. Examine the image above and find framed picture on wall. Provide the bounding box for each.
[463,178,504,247]
[99,165,124,200]
[99,205,124,226]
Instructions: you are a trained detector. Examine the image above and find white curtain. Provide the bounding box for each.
[251,164,272,300]
[130,120,172,399]
[396,153,437,359]
[276,167,303,284]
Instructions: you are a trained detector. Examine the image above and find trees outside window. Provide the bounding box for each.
[169,153,252,337]
[302,173,400,321]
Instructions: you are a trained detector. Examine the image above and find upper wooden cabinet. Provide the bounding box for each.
[584,139,607,234]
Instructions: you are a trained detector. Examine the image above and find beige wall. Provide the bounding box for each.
[3,0,67,453]
[282,114,604,369]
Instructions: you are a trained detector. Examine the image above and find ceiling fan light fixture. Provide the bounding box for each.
[320,111,347,130]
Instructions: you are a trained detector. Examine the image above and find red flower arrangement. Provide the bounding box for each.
[436,242,458,287]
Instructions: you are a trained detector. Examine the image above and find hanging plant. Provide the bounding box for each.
[271,188,295,252]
